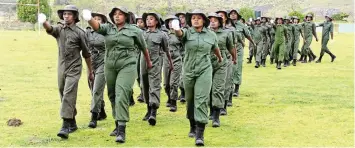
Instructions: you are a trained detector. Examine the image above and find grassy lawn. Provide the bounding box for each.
[0,30,353,147]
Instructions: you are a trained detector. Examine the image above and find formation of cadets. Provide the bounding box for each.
[37,4,336,146]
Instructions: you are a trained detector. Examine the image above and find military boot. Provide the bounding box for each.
[115,125,126,143]
[220,100,228,116]
[88,112,98,128]
[301,56,308,63]
[148,106,157,126]
[166,97,171,107]
[277,62,282,70]
[270,58,274,64]
[179,88,186,103]
[233,84,239,97]
[247,56,252,64]
[261,59,266,67]
[129,93,135,106]
[255,61,260,68]
[326,51,336,62]
[137,93,144,103]
[188,119,196,138]
[98,107,107,120]
[298,55,304,62]
[68,118,77,133]
[142,105,151,121]
[283,60,287,67]
[212,108,221,128]
[109,121,118,136]
[195,122,206,146]
[57,119,70,139]
[292,59,297,66]
[169,100,177,112]
[316,55,323,63]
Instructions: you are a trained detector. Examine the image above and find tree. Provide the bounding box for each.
[331,12,349,22]
[17,0,52,30]
[239,7,255,19]
[288,11,305,22]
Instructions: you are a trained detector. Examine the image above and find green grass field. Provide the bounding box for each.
[0,31,353,147]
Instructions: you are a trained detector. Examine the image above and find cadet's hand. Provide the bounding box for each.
[82,9,92,21]
[171,19,180,30]
[38,13,47,24]
[218,57,223,63]
[169,63,174,71]
[233,59,237,65]
[88,71,94,82]
[316,38,319,42]
[147,60,153,69]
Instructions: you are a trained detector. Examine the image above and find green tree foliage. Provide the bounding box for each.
[239,7,255,20]
[331,12,349,21]
[288,11,305,22]
[17,0,52,24]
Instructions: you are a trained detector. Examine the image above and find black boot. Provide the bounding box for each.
[220,100,228,116]
[148,106,157,126]
[247,56,252,64]
[169,100,177,112]
[110,121,118,136]
[209,107,213,120]
[129,93,135,106]
[98,107,107,120]
[88,112,98,128]
[298,55,304,62]
[261,59,266,67]
[308,54,313,62]
[179,88,186,103]
[212,108,221,128]
[270,58,274,64]
[195,122,206,146]
[142,105,151,121]
[115,125,126,143]
[327,51,336,62]
[301,56,308,63]
[292,59,297,66]
[311,52,317,61]
[316,55,323,63]
[137,93,144,103]
[233,84,239,97]
[277,61,281,70]
[57,119,70,139]
[283,60,287,67]
[166,97,171,107]
[255,61,260,68]
[68,118,77,133]
[188,119,196,138]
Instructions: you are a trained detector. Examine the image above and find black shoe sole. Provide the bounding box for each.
[115,137,125,143]
[68,127,78,133]
[195,140,204,146]
[148,117,156,126]
[88,123,97,128]
[57,132,69,139]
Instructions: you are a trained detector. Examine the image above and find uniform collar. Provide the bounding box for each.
[216,27,224,33]
[146,28,159,33]
[63,23,76,30]
[190,27,207,34]
[112,23,130,31]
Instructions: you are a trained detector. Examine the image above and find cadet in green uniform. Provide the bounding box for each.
[228,9,256,98]
[216,10,237,109]
[208,13,236,127]
[163,15,183,112]
[86,12,108,128]
[283,16,294,67]
[172,9,223,146]
[261,16,271,67]
[41,5,94,139]
[252,17,268,68]
[301,14,319,63]
[247,19,255,64]
[272,17,288,69]
[316,15,336,63]
[135,15,145,103]
[291,16,304,66]
[141,12,173,126]
[84,6,153,143]
[175,12,187,102]
[269,17,276,64]
[128,11,137,106]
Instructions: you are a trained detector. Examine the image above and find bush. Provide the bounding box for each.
[17,0,52,26]
[288,11,305,22]
[239,7,254,20]
[331,12,349,21]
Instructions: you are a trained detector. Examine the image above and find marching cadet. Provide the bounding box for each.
[164,15,183,112]
[172,9,223,146]
[129,11,136,106]
[252,17,268,68]
[39,5,94,139]
[83,6,153,143]
[136,15,145,103]
[272,17,288,70]
[316,15,336,63]
[269,18,276,64]
[228,9,256,99]
[283,16,294,67]
[291,16,304,66]
[86,12,108,128]
[141,12,173,126]
[175,12,188,102]
[261,16,272,67]
[247,18,255,64]
[208,12,236,127]
[301,14,319,63]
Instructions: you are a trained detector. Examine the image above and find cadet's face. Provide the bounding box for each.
[306,17,311,21]
[179,15,186,24]
[325,17,330,21]
[209,17,219,29]
[286,20,290,23]
[256,20,261,25]
[217,12,227,23]
[277,19,282,24]
[262,18,266,23]
[136,19,145,29]
[294,19,299,23]
[63,11,75,24]
[93,16,103,24]
[168,20,173,29]
[113,10,126,25]
[191,14,204,28]
[229,11,238,20]
[146,15,158,28]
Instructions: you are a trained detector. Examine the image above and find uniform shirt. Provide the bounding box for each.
[234,20,251,43]
[274,24,288,43]
[167,30,183,60]
[211,27,234,69]
[181,27,219,73]
[318,21,334,39]
[47,23,91,76]
[252,24,268,43]
[144,29,169,63]
[269,25,276,41]
[302,21,316,39]
[86,27,105,70]
[96,23,147,67]
[293,24,303,41]
[285,23,295,41]
[262,23,272,41]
